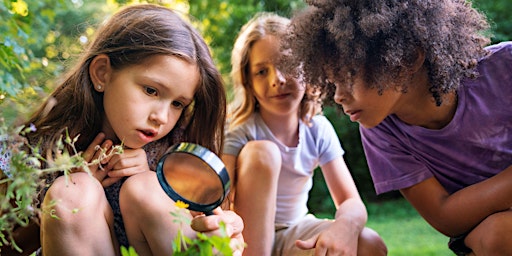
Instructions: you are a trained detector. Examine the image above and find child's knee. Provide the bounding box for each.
[42,172,107,223]
[239,140,281,169]
[120,172,155,205]
[358,227,387,256]
[120,172,169,214]
[44,172,104,208]
[467,211,512,255]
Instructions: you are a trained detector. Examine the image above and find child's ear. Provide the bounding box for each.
[89,54,111,92]
[409,48,426,73]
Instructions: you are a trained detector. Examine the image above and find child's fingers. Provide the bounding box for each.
[295,235,318,250]
[99,140,115,165]
[101,176,122,187]
[212,209,244,237]
[190,209,244,237]
[92,140,113,166]
[190,214,221,232]
[230,234,245,256]
[81,133,106,162]
[107,167,148,177]
[104,148,148,174]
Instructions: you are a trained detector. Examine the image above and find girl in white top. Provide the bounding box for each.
[223,12,387,256]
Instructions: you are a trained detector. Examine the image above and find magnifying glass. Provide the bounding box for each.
[156,142,230,215]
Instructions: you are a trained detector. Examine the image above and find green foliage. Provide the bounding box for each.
[120,245,139,256]
[170,204,238,256]
[0,123,123,252]
[0,0,71,99]
[0,125,41,252]
[117,203,239,256]
[0,0,111,125]
[172,224,234,256]
[473,0,512,43]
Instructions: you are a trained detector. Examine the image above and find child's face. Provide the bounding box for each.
[249,35,305,118]
[100,55,199,148]
[332,74,402,129]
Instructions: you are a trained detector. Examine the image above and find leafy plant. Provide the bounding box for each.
[118,200,238,256]
[120,245,139,256]
[0,121,123,252]
[170,200,235,256]
[1,120,238,254]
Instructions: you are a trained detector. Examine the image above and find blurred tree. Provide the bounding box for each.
[0,0,111,125]
[473,0,512,43]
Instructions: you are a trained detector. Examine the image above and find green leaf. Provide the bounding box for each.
[120,245,138,256]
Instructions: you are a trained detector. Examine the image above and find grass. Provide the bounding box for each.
[309,169,455,255]
[312,197,454,255]
[366,198,454,256]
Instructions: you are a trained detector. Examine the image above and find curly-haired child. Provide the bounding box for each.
[285,0,511,255]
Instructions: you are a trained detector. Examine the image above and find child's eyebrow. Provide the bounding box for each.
[140,75,195,101]
[178,96,194,105]
[251,60,274,70]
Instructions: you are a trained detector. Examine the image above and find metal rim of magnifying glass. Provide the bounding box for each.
[156,142,230,214]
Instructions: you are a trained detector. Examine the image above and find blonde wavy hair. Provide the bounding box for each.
[228,12,324,130]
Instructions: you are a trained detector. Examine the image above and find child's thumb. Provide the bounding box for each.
[295,236,317,250]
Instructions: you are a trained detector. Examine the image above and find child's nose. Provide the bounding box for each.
[334,86,349,104]
[272,68,286,87]
[149,106,169,125]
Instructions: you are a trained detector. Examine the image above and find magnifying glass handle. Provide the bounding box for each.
[204,211,214,216]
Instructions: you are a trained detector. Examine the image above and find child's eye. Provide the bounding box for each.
[144,86,158,96]
[171,100,185,109]
[254,68,268,77]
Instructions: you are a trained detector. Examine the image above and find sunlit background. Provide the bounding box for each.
[1,1,510,255]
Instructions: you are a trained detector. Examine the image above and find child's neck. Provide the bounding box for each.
[395,67,458,129]
[424,92,458,129]
[259,110,299,147]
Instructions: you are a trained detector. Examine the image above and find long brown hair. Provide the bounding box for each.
[27,4,226,158]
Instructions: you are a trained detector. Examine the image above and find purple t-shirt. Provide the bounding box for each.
[361,42,512,195]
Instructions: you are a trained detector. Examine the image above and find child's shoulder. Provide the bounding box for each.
[309,114,332,127]
[475,41,512,79]
[227,113,259,135]
[304,115,336,135]
[485,41,512,52]
[482,41,512,61]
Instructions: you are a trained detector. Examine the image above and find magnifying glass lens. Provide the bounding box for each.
[156,142,230,214]
[162,152,223,205]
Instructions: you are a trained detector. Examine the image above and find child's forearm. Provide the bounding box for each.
[413,165,512,236]
[453,164,512,214]
[334,197,368,232]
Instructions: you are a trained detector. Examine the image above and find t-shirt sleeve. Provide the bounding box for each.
[360,121,433,194]
[223,125,252,156]
[314,116,345,166]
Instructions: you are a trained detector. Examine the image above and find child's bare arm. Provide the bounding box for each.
[401,164,512,237]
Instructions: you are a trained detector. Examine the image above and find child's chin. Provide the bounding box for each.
[359,121,377,129]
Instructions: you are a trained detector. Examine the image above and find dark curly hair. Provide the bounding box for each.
[286,0,491,105]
